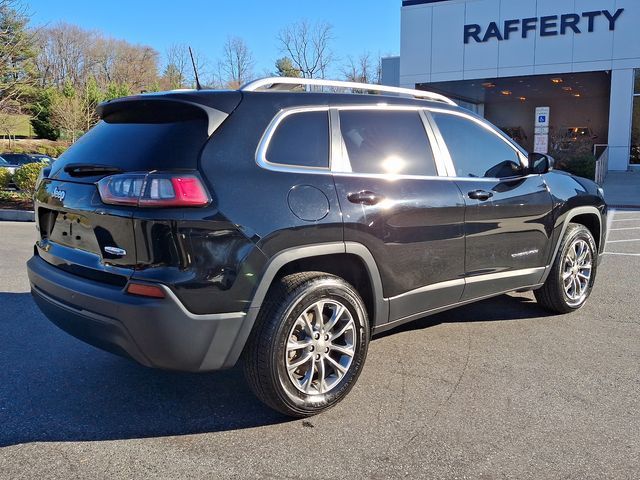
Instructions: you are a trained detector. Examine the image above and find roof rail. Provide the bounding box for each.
[240,77,457,106]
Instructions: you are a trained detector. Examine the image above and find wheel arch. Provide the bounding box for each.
[223,242,389,369]
[248,242,388,327]
[541,206,603,284]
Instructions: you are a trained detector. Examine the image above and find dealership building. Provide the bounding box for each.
[382,0,640,171]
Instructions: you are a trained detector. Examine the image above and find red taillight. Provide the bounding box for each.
[97,172,210,208]
[126,282,166,298]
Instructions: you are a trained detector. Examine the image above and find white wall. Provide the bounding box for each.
[400,0,640,85]
[608,69,635,170]
[381,57,401,87]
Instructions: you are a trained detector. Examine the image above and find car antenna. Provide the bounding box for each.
[188,46,202,90]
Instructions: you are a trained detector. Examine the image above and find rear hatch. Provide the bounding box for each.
[34,91,241,286]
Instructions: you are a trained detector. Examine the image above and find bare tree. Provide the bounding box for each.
[217,36,254,89]
[277,20,333,79]
[0,111,22,143]
[162,43,190,89]
[50,91,87,142]
[90,38,158,92]
[33,23,97,88]
[34,23,159,92]
[161,43,209,89]
[342,52,381,84]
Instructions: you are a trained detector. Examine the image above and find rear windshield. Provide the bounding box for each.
[50,118,208,179]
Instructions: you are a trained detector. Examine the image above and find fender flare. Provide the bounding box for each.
[222,241,389,368]
[540,206,603,284]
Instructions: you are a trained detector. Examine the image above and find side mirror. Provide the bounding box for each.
[529,153,555,174]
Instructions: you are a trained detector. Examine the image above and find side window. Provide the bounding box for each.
[431,112,522,178]
[339,110,437,176]
[266,111,329,168]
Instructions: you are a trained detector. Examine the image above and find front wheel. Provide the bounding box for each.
[243,272,370,417]
[535,223,597,313]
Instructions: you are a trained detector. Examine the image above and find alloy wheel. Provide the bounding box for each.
[562,238,593,307]
[285,300,357,395]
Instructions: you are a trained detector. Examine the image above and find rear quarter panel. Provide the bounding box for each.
[195,93,345,312]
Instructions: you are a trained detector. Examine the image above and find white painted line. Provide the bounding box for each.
[610,227,640,231]
[603,252,640,257]
[611,218,640,222]
[606,239,640,243]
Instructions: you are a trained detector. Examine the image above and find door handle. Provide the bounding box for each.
[468,189,494,201]
[347,190,385,206]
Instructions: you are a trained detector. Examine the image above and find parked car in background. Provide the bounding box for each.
[29,154,56,165]
[0,153,41,175]
[1,153,52,190]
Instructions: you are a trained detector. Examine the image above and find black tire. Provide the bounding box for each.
[243,272,370,417]
[535,223,598,313]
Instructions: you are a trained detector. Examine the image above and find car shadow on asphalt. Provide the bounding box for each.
[0,291,551,447]
[0,292,290,447]
[374,292,554,339]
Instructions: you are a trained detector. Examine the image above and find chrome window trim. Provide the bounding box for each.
[334,105,449,178]
[419,109,449,176]
[255,106,332,175]
[328,109,351,173]
[331,171,452,181]
[255,104,533,182]
[426,107,531,180]
[422,109,456,176]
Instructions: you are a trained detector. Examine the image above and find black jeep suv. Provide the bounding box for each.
[27,78,607,417]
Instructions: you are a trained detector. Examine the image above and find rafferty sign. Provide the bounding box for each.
[464,9,624,44]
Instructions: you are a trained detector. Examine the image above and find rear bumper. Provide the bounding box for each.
[27,255,252,372]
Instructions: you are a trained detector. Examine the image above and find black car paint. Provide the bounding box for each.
[28,89,607,372]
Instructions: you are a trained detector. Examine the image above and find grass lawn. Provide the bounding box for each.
[1,115,33,138]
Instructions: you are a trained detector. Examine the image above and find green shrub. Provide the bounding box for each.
[53,145,68,157]
[13,162,46,194]
[0,143,69,158]
[555,154,596,180]
[0,168,12,189]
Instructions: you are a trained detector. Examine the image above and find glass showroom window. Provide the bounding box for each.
[632,70,640,165]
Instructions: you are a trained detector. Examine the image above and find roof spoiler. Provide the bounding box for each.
[97,91,242,136]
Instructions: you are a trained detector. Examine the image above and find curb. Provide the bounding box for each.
[0,209,35,222]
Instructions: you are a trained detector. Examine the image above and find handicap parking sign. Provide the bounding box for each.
[535,107,550,127]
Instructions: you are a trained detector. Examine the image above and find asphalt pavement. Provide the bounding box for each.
[0,217,638,479]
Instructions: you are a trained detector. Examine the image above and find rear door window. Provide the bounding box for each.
[266,110,329,168]
[338,110,437,176]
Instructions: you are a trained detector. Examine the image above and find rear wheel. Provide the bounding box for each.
[535,223,597,313]
[243,272,369,417]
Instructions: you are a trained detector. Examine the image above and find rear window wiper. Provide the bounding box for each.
[63,163,124,177]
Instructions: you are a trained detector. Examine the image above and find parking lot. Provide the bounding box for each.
[0,216,638,479]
